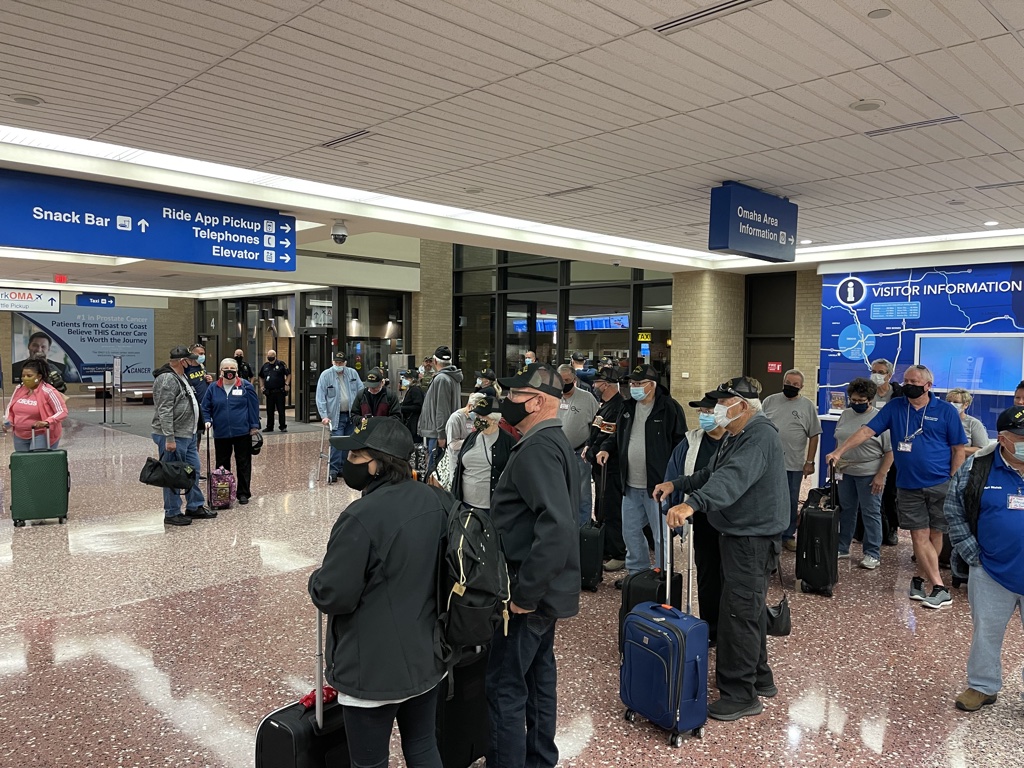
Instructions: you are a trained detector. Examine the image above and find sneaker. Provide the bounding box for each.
[921,585,952,609]
[755,682,778,698]
[265,427,274,432]
[186,507,217,519]
[838,551,850,559]
[909,576,926,601]
[884,531,900,546]
[603,558,625,572]
[164,515,192,526]
[279,426,287,432]
[861,556,880,570]
[783,539,797,552]
[955,688,997,712]
[708,698,764,721]
[238,495,250,505]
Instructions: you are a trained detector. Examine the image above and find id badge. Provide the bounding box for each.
[1008,494,1024,510]
[898,441,913,453]
[559,401,569,411]
[231,389,243,396]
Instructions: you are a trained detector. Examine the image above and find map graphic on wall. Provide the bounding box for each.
[819,262,1024,429]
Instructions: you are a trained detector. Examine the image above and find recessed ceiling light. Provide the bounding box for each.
[867,8,892,19]
[10,93,43,106]
[947,199,967,206]
[800,239,813,244]
[984,220,999,226]
[850,99,885,112]
[464,187,484,195]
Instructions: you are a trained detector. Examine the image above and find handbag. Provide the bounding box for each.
[766,562,792,637]
[139,453,196,491]
[430,446,454,492]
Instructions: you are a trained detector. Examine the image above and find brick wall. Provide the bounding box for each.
[670,271,746,404]
[411,240,454,360]
[794,270,822,400]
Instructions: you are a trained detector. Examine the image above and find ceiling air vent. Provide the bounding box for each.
[545,185,595,198]
[863,115,962,137]
[975,180,1024,191]
[321,130,371,149]
[653,0,770,34]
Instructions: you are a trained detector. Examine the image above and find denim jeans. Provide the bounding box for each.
[575,452,593,527]
[966,564,1024,696]
[837,474,882,559]
[782,470,803,541]
[329,414,353,476]
[486,613,558,768]
[151,433,205,517]
[12,435,60,452]
[341,686,442,768]
[622,486,662,574]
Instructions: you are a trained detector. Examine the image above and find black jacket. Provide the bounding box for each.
[351,386,400,421]
[451,428,517,505]
[584,393,624,467]
[401,386,424,439]
[308,478,447,700]
[598,392,688,494]
[490,419,581,618]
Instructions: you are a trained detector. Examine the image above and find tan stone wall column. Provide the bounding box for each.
[411,240,454,360]
[794,270,823,400]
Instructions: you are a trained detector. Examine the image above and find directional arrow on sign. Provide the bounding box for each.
[280,238,291,248]
[788,235,795,244]
[280,254,291,263]
[138,219,149,233]
[48,297,57,305]
[280,223,291,233]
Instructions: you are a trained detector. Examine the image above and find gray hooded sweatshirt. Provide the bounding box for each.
[419,365,464,439]
[672,412,788,537]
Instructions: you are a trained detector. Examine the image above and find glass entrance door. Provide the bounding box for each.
[298,327,331,422]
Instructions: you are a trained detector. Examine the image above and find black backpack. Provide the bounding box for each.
[435,498,510,663]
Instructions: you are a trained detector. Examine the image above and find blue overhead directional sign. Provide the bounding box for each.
[0,169,296,272]
[77,293,116,307]
[708,181,799,263]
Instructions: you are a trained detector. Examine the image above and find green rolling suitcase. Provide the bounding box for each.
[9,427,70,527]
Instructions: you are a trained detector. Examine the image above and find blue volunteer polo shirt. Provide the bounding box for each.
[866,393,966,489]
[977,449,1024,595]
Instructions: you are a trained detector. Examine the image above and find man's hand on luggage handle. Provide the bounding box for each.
[322,417,331,426]
[666,503,695,528]
[595,450,609,466]
[652,481,675,503]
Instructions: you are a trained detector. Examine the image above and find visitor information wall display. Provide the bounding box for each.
[819,261,1024,433]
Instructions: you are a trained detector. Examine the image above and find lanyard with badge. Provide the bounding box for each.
[898,400,925,453]
[1007,461,1024,510]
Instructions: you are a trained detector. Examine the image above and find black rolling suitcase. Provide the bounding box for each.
[796,467,840,597]
[618,502,682,650]
[580,464,607,591]
[255,612,349,768]
[436,646,490,768]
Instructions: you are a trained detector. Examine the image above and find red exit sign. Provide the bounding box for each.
[767,361,783,374]
[53,273,68,284]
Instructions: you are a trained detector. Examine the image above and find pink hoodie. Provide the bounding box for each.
[4,382,68,445]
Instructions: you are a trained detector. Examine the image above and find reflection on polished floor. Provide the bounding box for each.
[1,405,1022,767]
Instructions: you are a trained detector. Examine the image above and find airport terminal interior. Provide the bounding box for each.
[2,1,1024,766]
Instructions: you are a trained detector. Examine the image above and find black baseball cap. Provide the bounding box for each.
[498,362,562,397]
[333,351,347,362]
[996,405,1024,435]
[329,416,414,458]
[434,345,452,362]
[475,368,496,381]
[472,395,501,415]
[595,368,623,383]
[170,345,198,360]
[570,352,587,363]
[365,367,384,383]
[628,364,659,382]
[598,356,615,369]
[688,392,718,408]
[707,376,761,400]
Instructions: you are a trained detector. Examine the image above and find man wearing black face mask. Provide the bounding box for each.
[828,364,967,609]
[557,364,599,527]
[488,362,580,768]
[233,348,254,383]
[762,369,822,551]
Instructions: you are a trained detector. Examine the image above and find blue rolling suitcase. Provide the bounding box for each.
[620,512,708,747]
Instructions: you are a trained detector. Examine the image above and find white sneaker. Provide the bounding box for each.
[861,556,880,570]
[838,551,850,559]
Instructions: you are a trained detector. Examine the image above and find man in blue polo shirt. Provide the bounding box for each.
[827,364,966,608]
[945,405,1024,713]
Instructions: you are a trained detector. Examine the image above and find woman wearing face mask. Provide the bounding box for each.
[201,358,260,504]
[308,418,448,768]
[945,389,990,456]
[399,369,425,442]
[451,397,517,513]
[473,368,501,399]
[834,378,894,569]
[2,359,68,451]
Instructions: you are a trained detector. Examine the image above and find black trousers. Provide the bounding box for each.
[592,464,626,560]
[716,534,778,704]
[342,686,442,768]
[692,513,722,642]
[214,434,252,499]
[264,388,286,429]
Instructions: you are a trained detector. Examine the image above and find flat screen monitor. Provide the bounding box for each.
[915,333,1024,394]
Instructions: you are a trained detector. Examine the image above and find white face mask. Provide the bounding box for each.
[713,401,741,429]
[950,402,965,413]
[870,373,886,386]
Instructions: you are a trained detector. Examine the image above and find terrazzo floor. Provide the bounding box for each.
[1,404,1022,767]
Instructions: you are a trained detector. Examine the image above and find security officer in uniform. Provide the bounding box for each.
[584,368,628,570]
[258,349,290,432]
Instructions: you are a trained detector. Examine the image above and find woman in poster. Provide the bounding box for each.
[2,359,69,451]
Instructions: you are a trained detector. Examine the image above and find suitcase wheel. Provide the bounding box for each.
[624,709,636,722]
[586,585,599,593]
[823,586,834,598]
[692,726,705,739]
[58,517,66,525]
[670,732,684,748]
[13,520,25,528]
[799,580,811,594]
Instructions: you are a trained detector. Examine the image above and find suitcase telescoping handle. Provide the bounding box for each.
[29,423,52,452]
[828,461,838,509]
[315,611,325,729]
[660,502,694,615]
